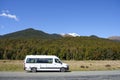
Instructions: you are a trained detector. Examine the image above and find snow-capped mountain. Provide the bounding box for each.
[108,36,120,41]
[61,33,80,37]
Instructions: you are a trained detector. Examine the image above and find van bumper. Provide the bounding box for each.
[24,67,31,71]
[66,65,69,71]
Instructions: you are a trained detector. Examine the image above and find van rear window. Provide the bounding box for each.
[26,58,36,63]
[26,58,53,63]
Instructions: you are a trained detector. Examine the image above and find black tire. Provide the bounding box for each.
[31,67,37,72]
[60,67,66,72]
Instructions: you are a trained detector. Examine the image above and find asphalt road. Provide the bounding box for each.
[0,71,120,80]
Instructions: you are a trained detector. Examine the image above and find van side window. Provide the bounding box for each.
[36,58,53,63]
[26,58,53,63]
[47,58,53,63]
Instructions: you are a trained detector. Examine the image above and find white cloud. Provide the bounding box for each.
[0,11,19,21]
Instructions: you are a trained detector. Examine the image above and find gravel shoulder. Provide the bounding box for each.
[0,70,120,77]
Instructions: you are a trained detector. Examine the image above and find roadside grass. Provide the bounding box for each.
[64,60,120,71]
[0,60,120,71]
[0,60,23,71]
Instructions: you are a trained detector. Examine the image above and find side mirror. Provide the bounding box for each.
[60,62,62,64]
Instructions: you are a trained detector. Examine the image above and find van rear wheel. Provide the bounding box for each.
[60,67,66,72]
[31,67,37,72]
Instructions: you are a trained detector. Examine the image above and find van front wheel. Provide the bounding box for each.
[60,67,66,72]
[31,67,37,72]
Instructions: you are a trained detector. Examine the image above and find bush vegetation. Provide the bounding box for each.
[0,36,120,60]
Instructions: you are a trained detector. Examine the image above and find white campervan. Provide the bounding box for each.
[24,55,69,72]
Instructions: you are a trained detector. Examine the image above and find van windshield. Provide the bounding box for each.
[55,58,62,64]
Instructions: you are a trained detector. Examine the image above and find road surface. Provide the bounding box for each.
[0,71,120,80]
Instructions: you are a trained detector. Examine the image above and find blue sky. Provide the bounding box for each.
[0,0,120,38]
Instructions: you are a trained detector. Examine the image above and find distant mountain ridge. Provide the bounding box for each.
[0,28,119,40]
[0,28,82,39]
[0,28,62,39]
[108,36,120,41]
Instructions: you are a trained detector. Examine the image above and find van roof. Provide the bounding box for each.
[25,55,58,58]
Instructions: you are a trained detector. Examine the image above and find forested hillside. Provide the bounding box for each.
[0,28,62,39]
[0,29,120,60]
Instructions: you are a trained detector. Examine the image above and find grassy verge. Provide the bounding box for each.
[0,60,23,71]
[64,60,120,71]
[0,60,120,71]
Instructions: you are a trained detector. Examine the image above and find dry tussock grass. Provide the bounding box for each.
[63,60,120,71]
[0,60,120,71]
[0,60,23,71]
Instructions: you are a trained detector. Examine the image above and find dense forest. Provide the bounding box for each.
[0,28,120,60]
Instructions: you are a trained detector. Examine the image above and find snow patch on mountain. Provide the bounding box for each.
[61,33,80,37]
